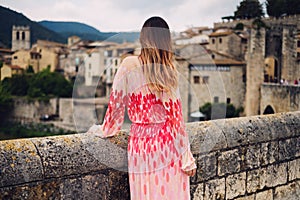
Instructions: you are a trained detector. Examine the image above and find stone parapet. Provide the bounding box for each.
[0,112,300,199]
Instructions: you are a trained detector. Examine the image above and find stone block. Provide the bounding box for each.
[274,180,300,200]
[295,137,300,157]
[288,159,300,181]
[218,149,240,176]
[0,139,43,187]
[247,164,286,193]
[196,152,217,182]
[235,195,255,200]
[279,138,297,161]
[247,168,263,193]
[204,178,225,200]
[244,144,260,170]
[260,141,278,166]
[30,133,127,178]
[255,189,273,200]
[189,121,227,154]
[268,114,292,140]
[263,163,287,188]
[226,172,246,199]
[59,174,109,199]
[192,183,204,200]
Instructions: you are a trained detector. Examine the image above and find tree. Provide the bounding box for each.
[200,102,243,120]
[0,83,12,123]
[234,0,264,19]
[266,0,300,17]
[285,0,300,15]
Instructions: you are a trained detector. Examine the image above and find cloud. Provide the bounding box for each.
[0,0,266,32]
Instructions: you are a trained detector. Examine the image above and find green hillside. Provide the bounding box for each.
[39,21,139,43]
[0,6,66,48]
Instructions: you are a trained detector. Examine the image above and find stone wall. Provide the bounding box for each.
[245,28,266,116]
[260,83,300,114]
[0,112,299,199]
[10,97,58,122]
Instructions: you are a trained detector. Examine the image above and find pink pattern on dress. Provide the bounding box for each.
[100,59,196,200]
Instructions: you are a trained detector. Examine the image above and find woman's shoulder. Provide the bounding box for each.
[121,55,140,70]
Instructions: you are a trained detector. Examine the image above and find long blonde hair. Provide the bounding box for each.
[139,16,178,93]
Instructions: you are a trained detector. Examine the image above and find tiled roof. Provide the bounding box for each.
[10,65,24,70]
[209,31,233,37]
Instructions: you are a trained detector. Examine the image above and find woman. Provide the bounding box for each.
[89,16,196,200]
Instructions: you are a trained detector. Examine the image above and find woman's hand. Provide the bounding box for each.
[182,168,196,177]
[86,124,105,138]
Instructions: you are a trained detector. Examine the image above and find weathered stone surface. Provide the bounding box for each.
[235,194,255,200]
[288,159,300,181]
[247,164,287,193]
[192,183,204,200]
[108,170,130,200]
[279,138,298,161]
[218,149,240,176]
[189,120,227,154]
[196,152,217,182]
[244,144,260,170]
[204,178,225,200]
[30,133,127,178]
[226,172,246,199]
[263,163,287,188]
[255,189,273,200]
[0,180,61,200]
[268,114,293,140]
[260,141,278,166]
[0,139,43,187]
[0,173,110,200]
[274,181,300,200]
[59,173,109,200]
[247,168,262,193]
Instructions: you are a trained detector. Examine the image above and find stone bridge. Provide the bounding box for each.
[0,112,300,199]
[260,83,300,114]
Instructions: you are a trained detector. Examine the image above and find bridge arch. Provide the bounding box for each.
[263,105,275,115]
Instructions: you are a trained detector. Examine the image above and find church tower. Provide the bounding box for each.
[11,25,30,51]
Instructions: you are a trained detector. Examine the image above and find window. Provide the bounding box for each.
[227,98,231,104]
[202,76,209,84]
[115,59,118,66]
[193,76,200,84]
[214,96,219,103]
[16,31,20,40]
[89,63,91,69]
[13,56,18,59]
[212,38,215,44]
[211,54,215,59]
[22,32,25,40]
[297,40,300,48]
[219,38,222,44]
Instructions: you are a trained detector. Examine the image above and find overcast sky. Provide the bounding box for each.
[1,0,266,32]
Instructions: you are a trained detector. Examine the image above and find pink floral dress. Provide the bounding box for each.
[95,57,196,200]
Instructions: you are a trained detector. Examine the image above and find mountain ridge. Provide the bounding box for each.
[0,6,139,48]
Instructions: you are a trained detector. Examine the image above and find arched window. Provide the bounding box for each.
[22,31,25,40]
[16,31,20,40]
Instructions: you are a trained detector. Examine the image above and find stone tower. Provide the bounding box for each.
[281,25,298,82]
[11,25,30,51]
[245,28,266,116]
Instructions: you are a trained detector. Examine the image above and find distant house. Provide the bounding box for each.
[11,40,67,73]
[1,64,24,80]
[208,29,248,60]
